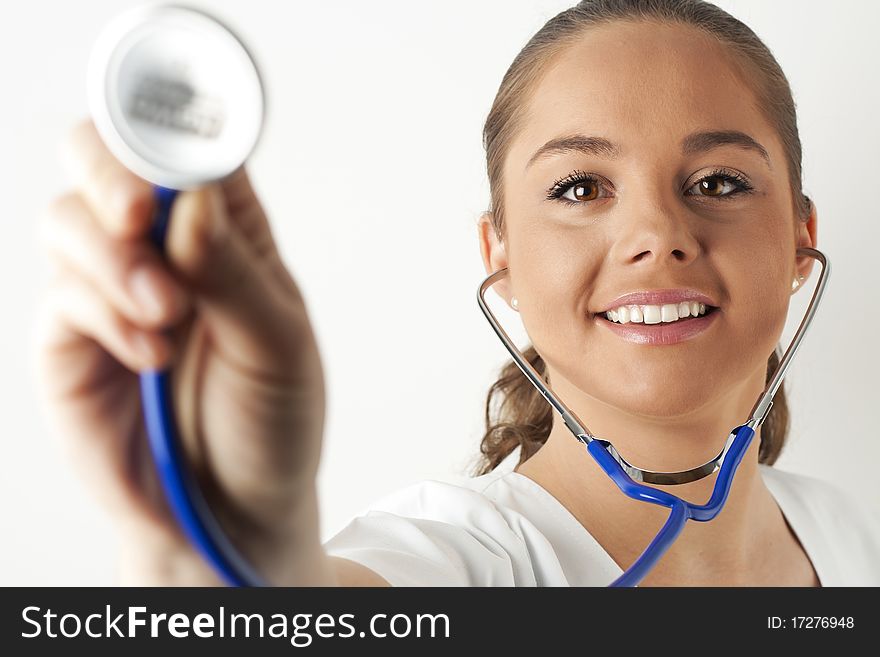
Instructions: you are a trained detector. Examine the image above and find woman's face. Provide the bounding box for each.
[480,20,817,419]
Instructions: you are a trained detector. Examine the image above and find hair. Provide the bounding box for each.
[473,0,812,476]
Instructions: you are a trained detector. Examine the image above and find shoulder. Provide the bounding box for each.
[760,463,878,525]
[321,467,561,586]
[761,464,880,585]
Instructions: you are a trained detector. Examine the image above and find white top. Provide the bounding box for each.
[323,446,880,586]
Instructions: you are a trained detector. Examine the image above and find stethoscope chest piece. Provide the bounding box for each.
[88,2,265,190]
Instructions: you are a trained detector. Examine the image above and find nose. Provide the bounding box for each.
[608,192,701,268]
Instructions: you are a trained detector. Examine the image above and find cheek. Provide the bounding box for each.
[509,228,604,355]
[725,238,792,364]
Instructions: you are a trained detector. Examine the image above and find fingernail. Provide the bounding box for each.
[129,267,166,320]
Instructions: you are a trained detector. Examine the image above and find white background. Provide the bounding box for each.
[1,0,877,585]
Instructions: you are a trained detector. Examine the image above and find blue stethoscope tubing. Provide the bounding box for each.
[139,185,267,587]
[589,425,754,587]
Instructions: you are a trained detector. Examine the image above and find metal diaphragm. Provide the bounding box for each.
[88,3,265,190]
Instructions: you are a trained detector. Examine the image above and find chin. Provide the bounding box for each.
[546,345,762,421]
[591,373,725,420]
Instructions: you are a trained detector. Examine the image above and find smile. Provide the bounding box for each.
[604,301,713,324]
[594,305,720,345]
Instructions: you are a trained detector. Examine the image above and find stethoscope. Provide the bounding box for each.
[477,246,829,587]
[89,3,831,588]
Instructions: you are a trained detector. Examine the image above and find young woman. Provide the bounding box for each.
[34,0,880,586]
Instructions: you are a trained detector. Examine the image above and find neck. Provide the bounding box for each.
[513,363,789,585]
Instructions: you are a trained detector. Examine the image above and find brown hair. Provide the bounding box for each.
[473,0,812,476]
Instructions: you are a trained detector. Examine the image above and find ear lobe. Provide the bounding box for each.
[476,211,513,302]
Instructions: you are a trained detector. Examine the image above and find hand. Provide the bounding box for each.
[33,119,333,585]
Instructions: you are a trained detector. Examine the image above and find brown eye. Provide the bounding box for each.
[573,182,599,201]
[567,180,600,202]
[698,176,727,196]
[547,171,610,206]
[686,171,752,199]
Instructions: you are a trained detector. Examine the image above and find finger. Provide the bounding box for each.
[217,165,298,298]
[40,191,192,331]
[61,120,294,295]
[165,184,310,374]
[218,165,281,262]
[33,285,180,537]
[43,268,172,375]
[59,118,155,241]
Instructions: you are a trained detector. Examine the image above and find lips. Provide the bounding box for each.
[593,305,720,345]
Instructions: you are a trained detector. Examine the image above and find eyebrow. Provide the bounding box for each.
[525,129,772,171]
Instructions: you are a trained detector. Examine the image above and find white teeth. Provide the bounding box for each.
[643,305,662,324]
[604,301,711,325]
[660,303,679,322]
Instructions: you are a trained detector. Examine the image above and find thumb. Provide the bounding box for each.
[163,184,301,371]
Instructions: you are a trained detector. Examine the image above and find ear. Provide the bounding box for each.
[793,197,818,290]
[477,211,515,307]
